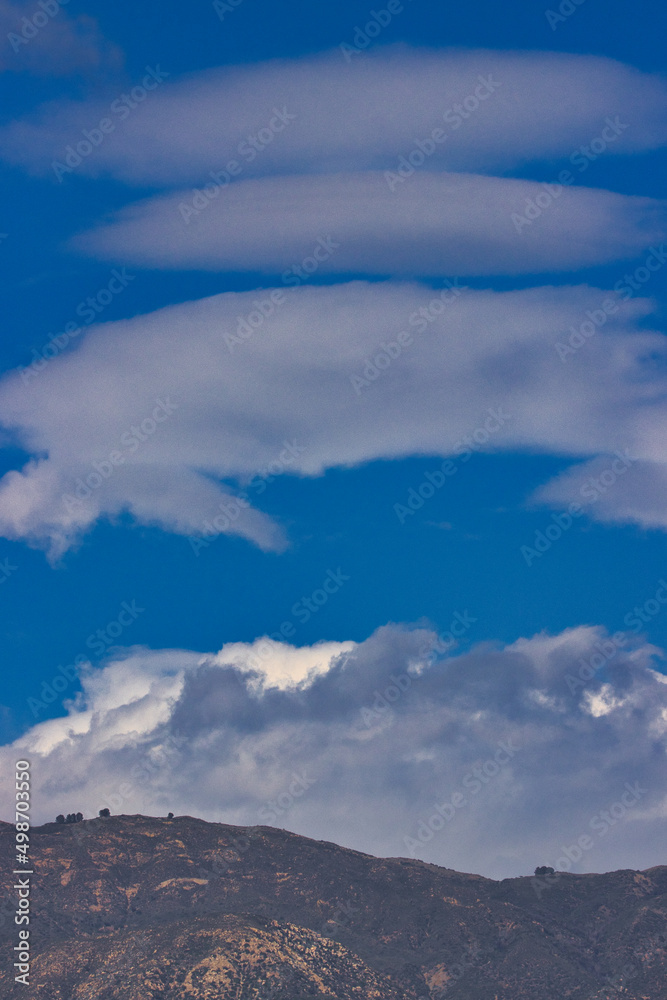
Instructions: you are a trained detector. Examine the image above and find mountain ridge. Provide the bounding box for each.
[1,814,665,999]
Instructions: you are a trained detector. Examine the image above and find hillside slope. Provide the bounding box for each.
[0,815,665,999]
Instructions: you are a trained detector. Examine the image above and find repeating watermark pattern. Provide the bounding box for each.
[623,578,667,633]
[188,498,249,554]
[225,289,287,351]
[0,557,18,586]
[554,294,621,363]
[223,236,341,353]
[360,670,412,727]
[52,67,170,182]
[86,932,153,989]
[511,117,628,233]
[215,569,350,678]
[393,408,511,523]
[418,616,478,665]
[531,781,648,899]
[194,829,270,901]
[340,1,415,61]
[85,600,145,657]
[290,567,350,625]
[511,180,570,233]
[178,107,297,224]
[213,0,247,21]
[1,20,663,990]
[521,508,580,566]
[257,771,317,824]
[361,611,478,726]
[188,440,307,555]
[61,397,178,514]
[564,630,628,696]
[578,454,635,505]
[384,77,502,190]
[100,733,188,816]
[27,600,145,717]
[569,117,630,172]
[246,442,308,497]
[7,0,70,55]
[280,235,341,287]
[317,898,359,940]
[583,927,667,998]
[351,279,467,394]
[614,244,667,301]
[545,0,589,31]
[70,733,190,822]
[421,932,515,996]
[18,269,135,384]
[403,738,521,857]
[564,578,667,695]
[521,450,635,566]
[197,844,358,943]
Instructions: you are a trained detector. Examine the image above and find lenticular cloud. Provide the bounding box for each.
[74,171,667,277]
[2,45,667,554]
[0,280,665,556]
[1,47,666,183]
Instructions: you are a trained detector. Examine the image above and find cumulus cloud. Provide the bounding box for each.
[0,47,665,183]
[73,172,667,277]
[0,280,666,556]
[209,640,356,691]
[2,625,665,878]
[0,0,122,77]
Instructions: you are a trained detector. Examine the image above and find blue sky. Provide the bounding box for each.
[0,0,666,878]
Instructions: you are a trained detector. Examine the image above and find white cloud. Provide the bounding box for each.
[2,624,665,878]
[74,171,667,277]
[533,457,667,531]
[0,280,665,556]
[211,638,356,690]
[0,47,665,183]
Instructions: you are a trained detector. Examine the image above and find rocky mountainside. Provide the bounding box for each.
[0,814,665,999]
